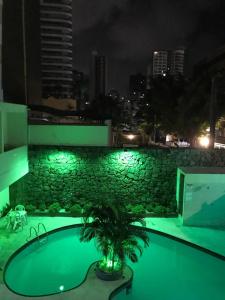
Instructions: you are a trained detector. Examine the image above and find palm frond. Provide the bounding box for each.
[80,202,150,267]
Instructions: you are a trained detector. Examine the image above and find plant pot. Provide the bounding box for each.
[95,263,123,281]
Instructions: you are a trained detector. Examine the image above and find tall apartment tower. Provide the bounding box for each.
[152,48,185,78]
[2,0,41,105]
[152,51,168,77]
[170,49,185,76]
[40,0,73,99]
[90,51,107,101]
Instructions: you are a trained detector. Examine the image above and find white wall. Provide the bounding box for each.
[0,187,9,213]
[29,125,110,146]
[0,146,29,192]
[177,168,225,227]
[0,102,27,149]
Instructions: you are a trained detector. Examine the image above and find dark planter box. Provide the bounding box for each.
[95,263,123,281]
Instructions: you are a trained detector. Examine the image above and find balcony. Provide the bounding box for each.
[0,102,28,208]
[0,102,28,153]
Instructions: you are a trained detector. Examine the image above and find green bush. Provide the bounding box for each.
[39,202,46,211]
[70,204,82,216]
[132,204,146,214]
[64,202,72,212]
[48,202,61,214]
[1,203,12,216]
[26,203,37,212]
[125,204,133,213]
[153,205,167,215]
[126,204,145,215]
[145,203,155,213]
[82,202,93,214]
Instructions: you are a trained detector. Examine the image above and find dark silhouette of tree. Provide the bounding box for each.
[137,75,186,142]
[85,94,122,126]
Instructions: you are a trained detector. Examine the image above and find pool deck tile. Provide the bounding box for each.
[0,263,132,300]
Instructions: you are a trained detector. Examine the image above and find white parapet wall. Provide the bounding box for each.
[0,102,28,151]
[0,146,29,192]
[0,102,28,208]
[0,187,9,214]
[29,124,111,146]
[177,167,225,227]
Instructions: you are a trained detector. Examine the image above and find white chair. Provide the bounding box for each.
[15,204,27,225]
[12,212,24,231]
[5,209,13,229]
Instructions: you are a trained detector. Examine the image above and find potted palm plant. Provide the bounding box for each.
[80,202,149,281]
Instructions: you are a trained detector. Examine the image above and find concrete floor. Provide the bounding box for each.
[0,216,225,299]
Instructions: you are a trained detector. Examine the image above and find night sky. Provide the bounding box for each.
[72,0,225,94]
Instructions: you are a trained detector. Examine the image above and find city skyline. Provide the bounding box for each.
[72,0,225,94]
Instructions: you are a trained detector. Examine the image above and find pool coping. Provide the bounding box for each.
[3,223,225,298]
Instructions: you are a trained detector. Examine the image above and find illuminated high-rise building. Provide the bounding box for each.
[40,0,73,99]
[2,0,73,105]
[152,48,185,78]
[2,0,41,105]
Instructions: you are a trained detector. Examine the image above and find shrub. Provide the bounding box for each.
[82,203,92,215]
[64,202,72,212]
[26,203,37,212]
[153,205,167,215]
[125,204,133,213]
[126,204,145,215]
[1,203,12,216]
[131,204,146,215]
[39,202,46,211]
[70,204,82,216]
[146,203,155,213]
[48,202,61,214]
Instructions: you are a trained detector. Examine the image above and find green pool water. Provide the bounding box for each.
[4,226,225,299]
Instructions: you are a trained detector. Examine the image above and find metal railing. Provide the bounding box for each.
[26,223,48,244]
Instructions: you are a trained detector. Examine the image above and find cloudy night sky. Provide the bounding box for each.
[72,0,225,94]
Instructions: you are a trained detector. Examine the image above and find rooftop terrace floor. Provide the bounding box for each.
[0,216,225,299]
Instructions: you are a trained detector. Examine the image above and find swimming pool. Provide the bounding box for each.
[4,225,225,299]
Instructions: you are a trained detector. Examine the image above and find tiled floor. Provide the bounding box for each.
[0,216,225,299]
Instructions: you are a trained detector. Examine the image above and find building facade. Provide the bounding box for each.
[90,51,107,101]
[152,48,185,78]
[152,50,168,77]
[40,0,73,99]
[2,0,41,105]
[2,0,73,105]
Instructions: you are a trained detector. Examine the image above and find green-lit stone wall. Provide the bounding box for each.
[10,146,225,210]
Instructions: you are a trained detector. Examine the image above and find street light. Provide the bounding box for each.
[127,134,135,141]
[198,135,210,148]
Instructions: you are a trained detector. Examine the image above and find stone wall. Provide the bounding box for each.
[10,146,225,210]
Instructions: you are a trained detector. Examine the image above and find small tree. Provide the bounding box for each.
[80,202,149,279]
